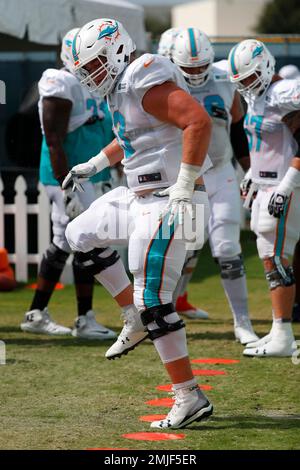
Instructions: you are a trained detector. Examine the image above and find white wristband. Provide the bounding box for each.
[278,167,300,195]
[177,163,202,187]
[244,168,252,180]
[89,150,110,173]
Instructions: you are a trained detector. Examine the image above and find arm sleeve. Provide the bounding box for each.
[230,117,250,159]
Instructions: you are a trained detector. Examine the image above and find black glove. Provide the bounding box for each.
[268,191,290,218]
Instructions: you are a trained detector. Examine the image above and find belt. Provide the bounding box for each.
[194,183,206,192]
[151,183,206,198]
[84,116,101,126]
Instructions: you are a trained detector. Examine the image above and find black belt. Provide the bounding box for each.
[84,116,101,126]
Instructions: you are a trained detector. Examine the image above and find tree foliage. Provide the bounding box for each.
[256,0,300,34]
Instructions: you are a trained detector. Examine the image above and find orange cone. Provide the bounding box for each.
[0,248,16,291]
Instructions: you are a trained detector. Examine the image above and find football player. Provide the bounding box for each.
[169,28,258,344]
[228,39,300,356]
[21,28,117,339]
[63,18,213,429]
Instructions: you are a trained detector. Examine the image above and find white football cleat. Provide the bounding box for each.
[20,308,72,335]
[176,292,209,319]
[234,317,259,344]
[150,385,213,429]
[243,321,296,357]
[105,306,148,360]
[72,310,117,340]
[245,331,273,349]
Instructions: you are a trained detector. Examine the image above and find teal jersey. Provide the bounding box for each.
[39,102,114,185]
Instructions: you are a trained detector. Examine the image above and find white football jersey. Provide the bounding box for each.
[108,54,211,192]
[38,68,103,134]
[244,78,300,186]
[188,60,236,168]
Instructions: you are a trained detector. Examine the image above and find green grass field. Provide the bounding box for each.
[0,232,299,450]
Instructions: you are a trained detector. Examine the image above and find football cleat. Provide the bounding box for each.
[105,307,148,359]
[21,308,72,335]
[243,321,296,357]
[72,310,117,340]
[176,292,209,319]
[234,317,259,344]
[245,331,273,349]
[150,385,213,429]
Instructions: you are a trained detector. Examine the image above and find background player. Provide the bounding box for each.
[228,39,300,356]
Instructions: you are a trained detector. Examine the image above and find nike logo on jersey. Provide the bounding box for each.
[144,58,155,68]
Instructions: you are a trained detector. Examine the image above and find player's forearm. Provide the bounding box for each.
[291,156,300,171]
[237,156,250,172]
[277,158,300,195]
[182,118,212,167]
[102,138,124,166]
[47,138,69,185]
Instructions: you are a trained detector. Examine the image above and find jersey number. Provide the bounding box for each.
[113,111,134,158]
[244,114,263,152]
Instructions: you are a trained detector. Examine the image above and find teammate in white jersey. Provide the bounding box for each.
[228,39,300,357]
[157,27,209,320]
[157,27,180,58]
[21,28,117,340]
[63,18,213,429]
[279,64,300,322]
[170,28,258,344]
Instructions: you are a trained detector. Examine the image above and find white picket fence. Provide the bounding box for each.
[0,175,73,283]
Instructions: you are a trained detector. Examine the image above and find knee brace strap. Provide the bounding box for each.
[265,257,295,290]
[72,253,94,284]
[141,303,185,341]
[73,248,120,276]
[40,243,69,282]
[218,255,245,280]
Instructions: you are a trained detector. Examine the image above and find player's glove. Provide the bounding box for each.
[156,163,200,226]
[268,191,290,218]
[268,167,300,218]
[240,169,252,198]
[63,187,84,220]
[62,151,110,192]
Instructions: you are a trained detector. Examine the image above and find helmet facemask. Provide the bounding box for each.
[179,61,212,88]
[76,50,118,95]
[171,28,214,88]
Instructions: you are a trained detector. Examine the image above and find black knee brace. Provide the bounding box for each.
[72,247,120,276]
[141,303,185,341]
[39,243,69,282]
[216,255,245,280]
[72,253,94,285]
[265,257,295,290]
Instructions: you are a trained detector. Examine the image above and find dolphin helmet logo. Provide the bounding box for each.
[98,21,119,40]
[71,30,80,65]
[252,45,264,59]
